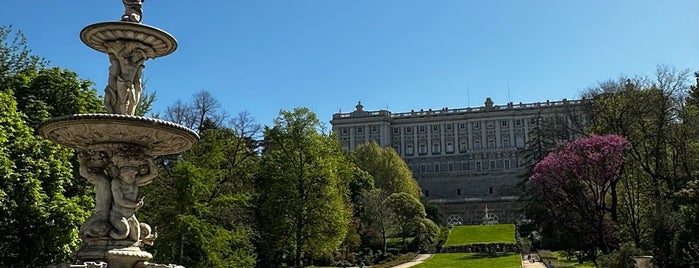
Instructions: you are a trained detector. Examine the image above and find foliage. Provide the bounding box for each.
[0,90,92,266]
[584,67,697,267]
[529,135,629,264]
[134,79,156,117]
[413,253,521,268]
[411,218,441,253]
[0,25,47,81]
[598,242,644,268]
[351,140,421,198]
[4,67,103,127]
[385,192,426,251]
[443,224,516,246]
[141,116,259,267]
[256,108,351,268]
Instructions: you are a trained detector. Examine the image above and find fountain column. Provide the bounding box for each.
[40,2,198,268]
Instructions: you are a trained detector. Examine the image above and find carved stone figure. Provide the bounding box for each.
[78,151,112,238]
[122,0,144,23]
[103,40,147,115]
[107,147,158,243]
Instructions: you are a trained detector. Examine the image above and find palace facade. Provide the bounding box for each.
[330,97,585,225]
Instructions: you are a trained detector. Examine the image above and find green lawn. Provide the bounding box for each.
[550,251,595,268]
[444,224,516,246]
[413,253,521,268]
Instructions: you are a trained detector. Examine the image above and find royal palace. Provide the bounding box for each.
[331,97,585,225]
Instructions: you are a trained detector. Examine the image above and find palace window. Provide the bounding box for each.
[434,164,440,172]
[457,188,461,195]
[459,139,468,152]
[490,160,496,170]
[515,119,523,126]
[445,124,453,131]
[446,141,454,153]
[432,142,441,154]
[459,123,466,130]
[504,159,511,169]
[341,127,348,135]
[356,126,363,134]
[503,137,510,148]
[488,138,495,148]
[448,163,454,171]
[418,126,426,133]
[405,126,413,134]
[371,125,378,133]
[501,120,508,127]
[393,127,400,135]
[474,140,481,149]
[432,125,440,132]
[419,141,427,155]
[473,122,480,129]
[476,161,482,171]
[406,144,414,155]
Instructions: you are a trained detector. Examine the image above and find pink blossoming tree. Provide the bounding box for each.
[529,134,629,265]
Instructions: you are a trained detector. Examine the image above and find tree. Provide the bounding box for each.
[385,192,426,251]
[163,90,227,132]
[586,67,697,267]
[256,108,351,268]
[359,188,394,253]
[4,67,103,128]
[351,140,420,198]
[140,113,260,267]
[529,134,629,266]
[0,90,91,266]
[0,25,47,81]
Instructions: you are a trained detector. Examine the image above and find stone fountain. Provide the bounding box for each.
[40,1,198,267]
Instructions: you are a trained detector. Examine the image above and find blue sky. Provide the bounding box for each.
[3,1,698,126]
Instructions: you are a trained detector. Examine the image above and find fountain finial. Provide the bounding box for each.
[122,0,144,23]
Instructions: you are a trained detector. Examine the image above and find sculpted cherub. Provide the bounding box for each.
[77,150,112,238]
[108,148,158,244]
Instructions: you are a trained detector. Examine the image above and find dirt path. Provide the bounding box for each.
[388,254,433,268]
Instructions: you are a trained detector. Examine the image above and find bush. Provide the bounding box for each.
[599,242,643,268]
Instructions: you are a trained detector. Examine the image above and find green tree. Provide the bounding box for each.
[385,192,426,251]
[0,25,47,81]
[256,108,351,268]
[351,140,420,198]
[0,90,92,266]
[359,188,394,253]
[141,113,259,267]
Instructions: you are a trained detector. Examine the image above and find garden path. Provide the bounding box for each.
[388,254,433,268]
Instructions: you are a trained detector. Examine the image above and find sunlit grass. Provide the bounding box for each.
[444,224,516,246]
[413,253,521,268]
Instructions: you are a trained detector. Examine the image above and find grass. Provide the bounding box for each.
[443,224,516,246]
[550,251,595,268]
[413,253,521,268]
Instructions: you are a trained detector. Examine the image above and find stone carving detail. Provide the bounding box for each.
[104,40,148,115]
[38,114,198,155]
[47,262,108,268]
[77,145,158,246]
[43,1,194,267]
[122,0,144,23]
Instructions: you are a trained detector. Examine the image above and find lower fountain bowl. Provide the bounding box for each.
[38,114,199,155]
